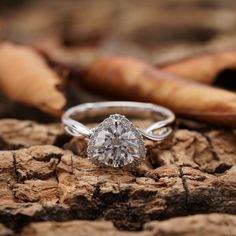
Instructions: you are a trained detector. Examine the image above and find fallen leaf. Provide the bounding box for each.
[43,46,101,70]
[159,49,236,84]
[84,56,236,128]
[0,42,66,115]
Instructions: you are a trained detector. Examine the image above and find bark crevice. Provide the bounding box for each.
[0,119,235,234]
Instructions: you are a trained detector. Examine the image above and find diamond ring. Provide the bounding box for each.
[62,101,175,168]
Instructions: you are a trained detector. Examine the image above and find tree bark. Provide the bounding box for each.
[0,119,235,235]
[21,214,236,236]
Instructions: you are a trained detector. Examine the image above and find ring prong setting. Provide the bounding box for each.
[87,114,146,168]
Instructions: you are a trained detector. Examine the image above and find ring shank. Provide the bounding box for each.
[62,101,175,141]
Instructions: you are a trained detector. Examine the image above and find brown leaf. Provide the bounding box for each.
[84,56,236,128]
[159,49,236,84]
[0,42,66,115]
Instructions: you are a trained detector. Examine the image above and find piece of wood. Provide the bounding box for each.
[0,224,12,236]
[0,119,67,149]
[21,214,236,236]
[0,119,235,235]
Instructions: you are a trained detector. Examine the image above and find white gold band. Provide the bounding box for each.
[62,101,175,141]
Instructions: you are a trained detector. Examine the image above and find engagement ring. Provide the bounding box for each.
[62,101,175,168]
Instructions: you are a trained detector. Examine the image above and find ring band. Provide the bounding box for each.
[62,101,175,168]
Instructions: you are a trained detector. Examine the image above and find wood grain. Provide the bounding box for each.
[0,119,235,235]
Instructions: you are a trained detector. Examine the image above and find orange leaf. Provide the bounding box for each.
[0,43,66,115]
[85,57,236,128]
[159,50,236,84]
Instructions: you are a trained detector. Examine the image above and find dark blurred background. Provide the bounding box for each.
[1,0,236,65]
[0,0,236,124]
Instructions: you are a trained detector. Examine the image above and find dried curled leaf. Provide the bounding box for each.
[159,49,236,84]
[84,57,236,127]
[0,42,66,115]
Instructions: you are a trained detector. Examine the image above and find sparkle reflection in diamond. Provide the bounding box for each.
[87,114,145,167]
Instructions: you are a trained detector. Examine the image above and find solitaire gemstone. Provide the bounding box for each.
[87,114,146,167]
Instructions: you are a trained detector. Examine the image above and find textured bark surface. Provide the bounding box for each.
[0,119,235,235]
[22,214,236,236]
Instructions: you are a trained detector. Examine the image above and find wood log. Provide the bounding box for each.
[0,119,235,235]
[22,214,236,236]
[0,119,67,150]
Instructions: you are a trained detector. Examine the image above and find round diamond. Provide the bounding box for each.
[87,114,146,168]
